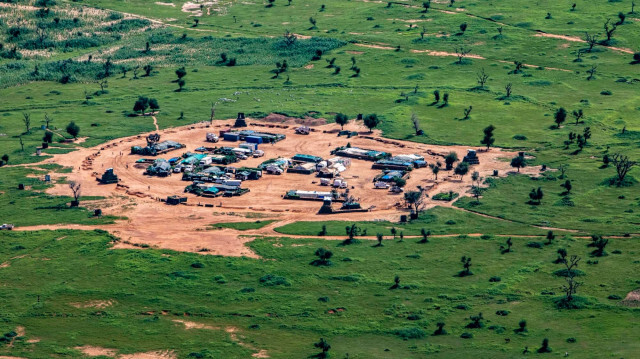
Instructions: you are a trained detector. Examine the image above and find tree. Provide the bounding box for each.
[616,12,626,25]
[555,248,568,264]
[149,98,159,112]
[476,68,489,88]
[558,164,569,179]
[399,231,404,242]
[266,0,275,7]
[393,177,406,188]
[459,22,467,34]
[585,32,598,52]
[454,46,471,64]
[43,131,53,144]
[313,338,331,359]
[560,180,572,194]
[411,113,422,135]
[19,136,24,152]
[462,106,472,120]
[433,90,440,104]
[404,188,426,214]
[422,1,430,13]
[103,57,112,78]
[22,113,31,134]
[454,162,469,180]
[504,83,512,98]
[1,154,9,164]
[143,64,153,77]
[559,254,581,303]
[433,322,447,336]
[311,248,333,266]
[43,113,53,129]
[510,154,526,172]
[390,227,397,240]
[363,114,380,132]
[546,230,555,245]
[343,224,361,245]
[134,96,149,115]
[480,125,495,149]
[572,109,584,125]
[177,78,185,91]
[459,256,472,276]
[418,228,430,243]
[430,162,441,180]
[537,338,552,353]
[586,65,597,80]
[192,18,199,27]
[631,1,636,14]
[69,181,81,206]
[515,319,527,333]
[603,19,617,43]
[466,312,483,328]
[335,113,348,129]
[389,275,400,289]
[590,235,609,257]
[283,30,297,47]
[309,16,317,29]
[554,108,567,128]
[66,121,80,139]
[375,233,384,247]
[444,152,458,170]
[528,187,544,205]
[175,67,187,80]
[610,153,637,184]
[500,237,513,254]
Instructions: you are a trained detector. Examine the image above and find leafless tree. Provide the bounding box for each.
[22,113,31,133]
[43,113,53,129]
[69,181,82,205]
[561,255,582,302]
[587,65,597,80]
[558,164,568,179]
[19,136,24,151]
[584,32,598,52]
[454,46,471,64]
[411,113,421,135]
[505,83,513,97]
[603,19,617,42]
[476,68,489,88]
[97,78,108,93]
[610,153,637,183]
[283,30,297,46]
[133,65,140,79]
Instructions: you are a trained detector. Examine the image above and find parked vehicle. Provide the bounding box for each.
[253,150,265,158]
[173,165,183,173]
[390,186,404,193]
[206,133,219,143]
[374,181,390,189]
[320,178,331,186]
[0,224,14,230]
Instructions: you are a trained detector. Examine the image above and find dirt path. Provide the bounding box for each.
[152,116,159,131]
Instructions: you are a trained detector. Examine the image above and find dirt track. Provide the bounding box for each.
[17,118,544,257]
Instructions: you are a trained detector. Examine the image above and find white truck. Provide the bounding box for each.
[333,178,347,188]
[320,178,331,186]
[266,164,284,175]
[0,224,14,230]
[389,186,404,193]
[206,133,219,143]
[252,150,265,158]
[199,156,213,166]
[374,181,390,189]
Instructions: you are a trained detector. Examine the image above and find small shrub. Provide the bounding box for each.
[600,90,612,96]
[489,276,502,282]
[239,287,255,293]
[214,275,227,284]
[496,310,510,316]
[259,274,291,286]
[566,337,577,343]
[607,294,622,300]
[318,296,329,302]
[393,327,426,340]
[526,241,543,249]
[191,262,205,268]
[460,332,473,339]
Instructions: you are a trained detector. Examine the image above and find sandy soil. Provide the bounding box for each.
[622,289,640,307]
[173,319,218,330]
[70,300,115,309]
[14,117,544,257]
[75,346,118,357]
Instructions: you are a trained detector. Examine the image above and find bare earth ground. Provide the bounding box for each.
[15,118,544,257]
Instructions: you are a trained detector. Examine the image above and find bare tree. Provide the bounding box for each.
[69,181,82,206]
[19,136,24,151]
[463,106,472,119]
[572,109,584,125]
[603,19,617,43]
[631,1,636,14]
[610,153,637,184]
[505,83,513,98]
[97,78,108,93]
[584,32,598,52]
[22,113,31,133]
[586,65,597,80]
[43,113,53,129]
[283,30,297,46]
[454,47,471,64]
[476,68,489,88]
[560,255,582,303]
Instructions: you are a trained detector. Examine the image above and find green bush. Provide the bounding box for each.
[392,326,426,340]
[259,274,291,286]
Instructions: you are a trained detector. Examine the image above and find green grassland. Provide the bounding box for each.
[1,230,639,358]
[209,219,277,231]
[0,0,639,357]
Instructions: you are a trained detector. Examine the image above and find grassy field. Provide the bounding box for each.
[0,230,638,358]
[209,220,277,231]
[0,0,639,357]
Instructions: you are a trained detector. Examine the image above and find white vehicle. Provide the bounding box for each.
[0,224,14,230]
[184,164,194,172]
[206,133,219,143]
[389,186,404,193]
[266,165,284,175]
[173,165,183,173]
[237,154,248,160]
[339,181,348,189]
[320,178,331,186]
[374,181,390,189]
[199,157,212,166]
[253,150,265,158]
[333,178,343,188]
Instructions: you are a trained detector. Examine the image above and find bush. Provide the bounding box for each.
[566,337,577,343]
[214,275,226,284]
[600,90,613,96]
[259,274,291,286]
[393,327,426,340]
[607,294,622,300]
[552,269,585,277]
[495,310,510,316]
[489,276,502,282]
[526,241,543,249]
[460,332,473,339]
[191,262,205,268]
[318,296,329,302]
[239,287,255,293]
